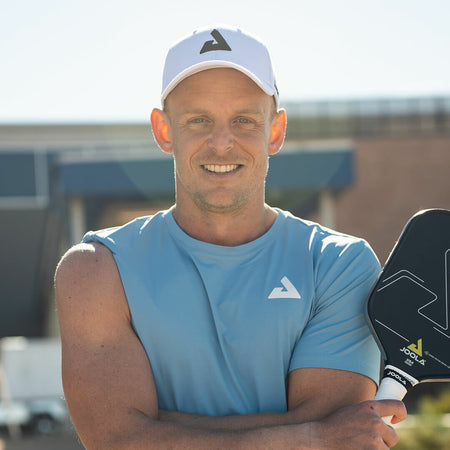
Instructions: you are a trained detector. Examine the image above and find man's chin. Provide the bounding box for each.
[193,195,247,215]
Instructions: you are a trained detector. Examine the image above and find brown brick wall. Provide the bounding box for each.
[334,135,450,264]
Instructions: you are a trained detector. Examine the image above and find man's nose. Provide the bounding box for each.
[208,124,233,153]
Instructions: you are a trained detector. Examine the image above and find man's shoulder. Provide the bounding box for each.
[277,209,379,267]
[55,242,116,288]
[278,209,370,246]
[82,211,168,249]
[54,241,132,324]
[56,210,171,292]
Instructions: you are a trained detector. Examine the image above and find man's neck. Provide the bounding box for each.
[171,203,277,247]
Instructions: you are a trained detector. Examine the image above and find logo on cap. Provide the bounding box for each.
[200,29,231,54]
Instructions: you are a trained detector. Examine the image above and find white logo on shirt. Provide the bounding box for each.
[268,276,301,299]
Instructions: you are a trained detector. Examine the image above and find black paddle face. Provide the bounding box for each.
[367,209,450,383]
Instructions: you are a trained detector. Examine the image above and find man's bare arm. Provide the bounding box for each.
[56,242,159,448]
[55,243,303,448]
[159,366,377,430]
[55,243,406,449]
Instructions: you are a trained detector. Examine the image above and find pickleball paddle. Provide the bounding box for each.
[366,209,450,421]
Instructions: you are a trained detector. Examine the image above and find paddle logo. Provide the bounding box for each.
[400,338,426,366]
[408,338,423,357]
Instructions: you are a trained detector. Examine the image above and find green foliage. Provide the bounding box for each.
[395,387,450,450]
[419,387,450,415]
[395,419,450,450]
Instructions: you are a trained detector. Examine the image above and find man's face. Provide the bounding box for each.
[162,68,284,215]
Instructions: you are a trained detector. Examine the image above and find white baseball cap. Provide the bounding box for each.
[161,25,279,107]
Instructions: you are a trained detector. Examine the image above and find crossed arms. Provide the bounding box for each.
[55,242,406,449]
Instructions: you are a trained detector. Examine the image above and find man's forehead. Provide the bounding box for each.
[176,67,265,89]
[165,68,273,111]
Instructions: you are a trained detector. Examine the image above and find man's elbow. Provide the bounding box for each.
[75,408,159,450]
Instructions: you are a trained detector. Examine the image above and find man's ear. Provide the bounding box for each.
[151,108,173,154]
[268,109,287,156]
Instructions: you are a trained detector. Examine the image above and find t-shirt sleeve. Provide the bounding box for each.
[289,236,382,385]
[82,227,121,253]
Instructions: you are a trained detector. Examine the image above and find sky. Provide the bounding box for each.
[1,0,450,123]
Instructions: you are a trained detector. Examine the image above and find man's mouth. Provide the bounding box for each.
[203,164,241,174]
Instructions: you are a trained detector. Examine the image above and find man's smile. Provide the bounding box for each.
[202,164,241,174]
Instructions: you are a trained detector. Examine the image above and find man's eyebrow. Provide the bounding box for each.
[235,108,265,116]
[168,109,209,123]
[179,108,210,116]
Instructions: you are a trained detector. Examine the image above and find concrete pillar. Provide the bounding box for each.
[45,293,60,338]
[68,197,86,245]
[319,190,335,229]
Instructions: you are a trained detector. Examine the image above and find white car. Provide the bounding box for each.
[0,401,30,428]
[0,398,69,435]
[28,398,70,434]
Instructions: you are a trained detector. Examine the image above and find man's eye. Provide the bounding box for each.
[191,117,206,124]
[236,117,251,124]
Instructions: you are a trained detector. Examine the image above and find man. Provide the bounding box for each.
[55,25,406,448]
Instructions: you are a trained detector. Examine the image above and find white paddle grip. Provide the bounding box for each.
[374,377,408,424]
[375,377,408,401]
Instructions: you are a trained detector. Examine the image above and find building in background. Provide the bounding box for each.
[284,96,450,264]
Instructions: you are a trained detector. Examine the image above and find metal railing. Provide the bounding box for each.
[283,96,450,139]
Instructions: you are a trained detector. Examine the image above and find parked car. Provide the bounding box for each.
[0,337,69,435]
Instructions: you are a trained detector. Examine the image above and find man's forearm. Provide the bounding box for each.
[158,409,301,431]
[150,399,405,449]
[102,410,314,450]
[80,401,406,449]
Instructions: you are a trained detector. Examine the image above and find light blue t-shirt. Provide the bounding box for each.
[83,208,381,416]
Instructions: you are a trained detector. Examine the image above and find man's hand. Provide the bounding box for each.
[305,399,407,449]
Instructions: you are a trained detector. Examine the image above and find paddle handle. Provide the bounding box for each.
[374,376,408,424]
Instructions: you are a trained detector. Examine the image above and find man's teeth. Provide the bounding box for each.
[203,164,239,173]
